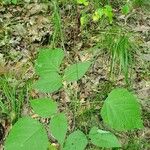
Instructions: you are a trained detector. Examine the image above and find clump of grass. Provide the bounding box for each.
[0,76,26,124]
[102,27,136,85]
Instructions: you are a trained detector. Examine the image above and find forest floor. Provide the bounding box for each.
[0,0,150,150]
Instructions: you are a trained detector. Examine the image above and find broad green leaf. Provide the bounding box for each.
[101,88,143,131]
[63,61,91,81]
[49,113,68,146]
[5,117,48,150]
[63,130,88,150]
[33,72,62,93]
[35,48,64,76]
[30,98,57,118]
[89,127,121,148]
[77,0,89,6]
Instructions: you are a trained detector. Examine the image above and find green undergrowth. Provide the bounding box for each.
[0,76,28,124]
[3,48,144,150]
[0,0,149,149]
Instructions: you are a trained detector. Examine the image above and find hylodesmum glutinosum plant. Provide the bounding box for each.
[4,48,143,150]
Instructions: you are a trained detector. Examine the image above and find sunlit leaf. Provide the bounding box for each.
[77,0,89,6]
[80,14,89,26]
[104,5,113,24]
[92,8,104,22]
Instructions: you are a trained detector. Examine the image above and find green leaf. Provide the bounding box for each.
[30,98,57,118]
[5,117,48,150]
[77,0,89,6]
[104,5,114,24]
[11,0,17,4]
[35,48,64,76]
[89,127,121,148]
[101,88,143,131]
[33,72,62,93]
[49,113,68,146]
[92,8,104,22]
[63,130,88,150]
[63,61,91,81]
[122,4,130,15]
[80,14,89,26]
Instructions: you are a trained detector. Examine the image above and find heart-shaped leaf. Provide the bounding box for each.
[101,88,143,131]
